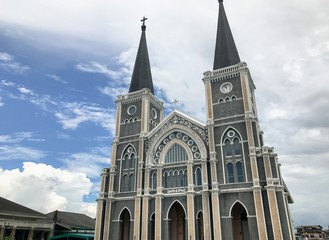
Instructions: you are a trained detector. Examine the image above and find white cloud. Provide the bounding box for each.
[0,162,95,216]
[0,51,30,75]
[98,86,126,99]
[0,52,13,62]
[76,61,123,80]
[280,153,329,226]
[62,147,110,178]
[1,80,16,87]
[56,132,71,140]
[0,96,4,107]
[55,102,116,134]
[0,132,44,143]
[2,80,116,133]
[0,145,45,161]
[18,87,34,95]
[46,74,68,84]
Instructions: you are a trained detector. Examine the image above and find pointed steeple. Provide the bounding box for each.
[213,0,241,70]
[129,17,154,94]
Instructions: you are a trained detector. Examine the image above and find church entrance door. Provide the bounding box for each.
[168,202,186,240]
[196,211,204,240]
[231,202,250,240]
[119,209,131,240]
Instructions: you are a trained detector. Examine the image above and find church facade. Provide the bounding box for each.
[94,1,295,240]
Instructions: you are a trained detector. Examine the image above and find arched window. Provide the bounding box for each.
[163,170,187,188]
[129,153,135,169]
[152,173,157,190]
[180,171,185,187]
[128,174,134,191]
[233,138,241,155]
[224,139,232,156]
[121,146,136,192]
[231,95,237,100]
[165,144,188,163]
[121,174,128,192]
[184,171,188,187]
[195,168,202,186]
[227,163,234,183]
[174,171,179,187]
[123,154,129,169]
[163,172,168,188]
[169,172,175,188]
[222,129,245,184]
[236,162,244,182]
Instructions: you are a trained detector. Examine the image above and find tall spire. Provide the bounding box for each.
[129,17,154,94]
[213,0,241,70]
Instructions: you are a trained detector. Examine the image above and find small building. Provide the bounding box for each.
[296,225,328,240]
[0,196,54,240]
[47,210,95,240]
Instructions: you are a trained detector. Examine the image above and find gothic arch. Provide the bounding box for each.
[166,200,187,240]
[220,127,248,183]
[161,139,192,164]
[150,212,155,240]
[146,123,208,166]
[196,210,203,219]
[121,144,137,160]
[228,200,250,217]
[196,210,204,240]
[118,208,132,240]
[166,200,187,219]
[151,172,157,190]
[117,207,133,221]
[229,201,250,240]
[150,212,155,220]
[220,126,243,143]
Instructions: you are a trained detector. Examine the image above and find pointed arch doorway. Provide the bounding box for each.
[168,202,186,240]
[119,209,131,240]
[231,202,250,240]
[196,211,204,240]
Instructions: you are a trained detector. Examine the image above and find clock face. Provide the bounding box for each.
[127,105,137,115]
[220,82,233,93]
[151,108,157,119]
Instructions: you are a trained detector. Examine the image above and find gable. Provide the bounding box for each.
[146,111,208,152]
[145,111,208,165]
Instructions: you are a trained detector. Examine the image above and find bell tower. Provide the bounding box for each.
[203,0,295,239]
[94,18,163,240]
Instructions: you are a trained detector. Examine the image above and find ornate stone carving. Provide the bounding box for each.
[145,114,209,154]
[152,131,201,164]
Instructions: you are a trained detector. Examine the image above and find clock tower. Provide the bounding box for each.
[203,0,294,239]
[94,19,163,240]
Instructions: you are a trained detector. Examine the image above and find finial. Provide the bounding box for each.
[141,16,148,31]
[218,0,223,2]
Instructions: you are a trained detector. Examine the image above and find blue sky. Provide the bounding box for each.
[1,0,329,228]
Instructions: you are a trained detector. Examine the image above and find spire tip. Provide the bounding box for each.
[141,17,147,31]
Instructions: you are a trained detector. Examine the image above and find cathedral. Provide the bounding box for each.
[94,1,295,239]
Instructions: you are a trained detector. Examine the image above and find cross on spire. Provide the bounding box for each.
[141,17,148,26]
[141,16,148,31]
